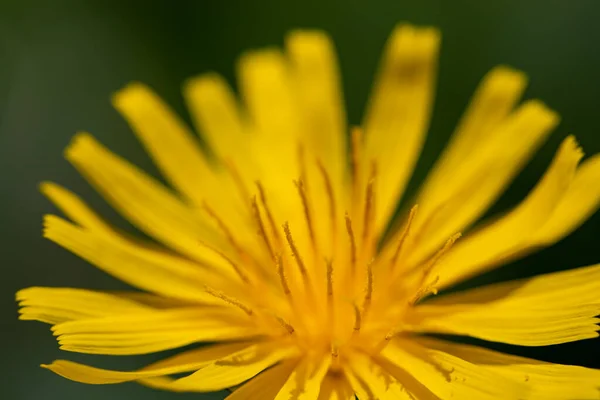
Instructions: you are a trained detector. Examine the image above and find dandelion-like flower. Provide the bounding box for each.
[18,24,600,399]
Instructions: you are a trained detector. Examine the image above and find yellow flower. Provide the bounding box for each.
[18,24,600,399]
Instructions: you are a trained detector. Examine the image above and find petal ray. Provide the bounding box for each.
[380,337,527,399]
[65,133,232,263]
[42,341,254,384]
[424,135,583,289]
[52,308,257,355]
[17,287,152,325]
[406,98,558,266]
[419,337,600,400]
[362,24,440,236]
[411,263,600,345]
[275,355,331,400]
[43,215,239,302]
[150,341,297,392]
[225,361,297,400]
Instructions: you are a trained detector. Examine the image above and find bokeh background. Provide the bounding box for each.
[2,0,600,399]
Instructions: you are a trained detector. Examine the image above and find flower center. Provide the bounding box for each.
[202,141,460,371]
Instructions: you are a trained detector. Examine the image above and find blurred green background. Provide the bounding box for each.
[2,0,600,399]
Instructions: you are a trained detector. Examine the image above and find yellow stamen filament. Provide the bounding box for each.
[353,303,362,332]
[275,255,291,296]
[363,261,374,313]
[331,344,339,358]
[202,202,247,259]
[251,196,276,260]
[294,179,317,249]
[255,181,282,248]
[390,205,419,269]
[384,328,399,341]
[326,259,334,298]
[204,286,254,316]
[409,276,440,305]
[273,315,295,334]
[422,232,462,276]
[408,232,461,305]
[283,222,309,279]
[345,213,357,273]
[198,240,250,283]
[361,163,377,246]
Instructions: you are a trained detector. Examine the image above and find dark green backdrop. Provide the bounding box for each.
[2,1,600,399]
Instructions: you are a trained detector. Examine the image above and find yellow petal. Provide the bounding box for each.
[380,337,526,399]
[237,49,300,179]
[286,30,346,188]
[112,83,220,206]
[275,355,331,400]
[43,215,239,302]
[40,182,114,235]
[150,341,297,392]
[17,287,151,325]
[183,73,256,177]
[466,153,600,269]
[225,360,297,400]
[419,67,527,194]
[420,337,600,400]
[362,24,440,236]
[317,373,355,400]
[52,307,256,355]
[410,263,600,345]
[65,133,233,263]
[111,291,195,309]
[42,341,253,384]
[113,83,254,245]
[406,98,558,266]
[532,153,600,244]
[286,30,348,256]
[425,135,583,289]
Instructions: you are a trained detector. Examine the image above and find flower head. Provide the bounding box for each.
[18,24,600,399]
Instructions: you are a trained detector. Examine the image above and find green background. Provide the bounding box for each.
[2,0,600,399]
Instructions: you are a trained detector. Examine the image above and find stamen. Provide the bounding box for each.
[345,213,357,274]
[275,254,291,296]
[409,276,440,305]
[390,205,419,268]
[204,286,253,316]
[255,182,281,248]
[283,222,309,279]
[362,162,377,244]
[198,240,250,283]
[251,196,276,260]
[384,328,399,341]
[422,232,462,276]
[202,202,246,258]
[363,260,374,312]
[326,258,334,298]
[409,232,461,305]
[331,344,339,358]
[294,179,316,249]
[353,303,362,331]
[316,159,337,239]
[273,315,295,334]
